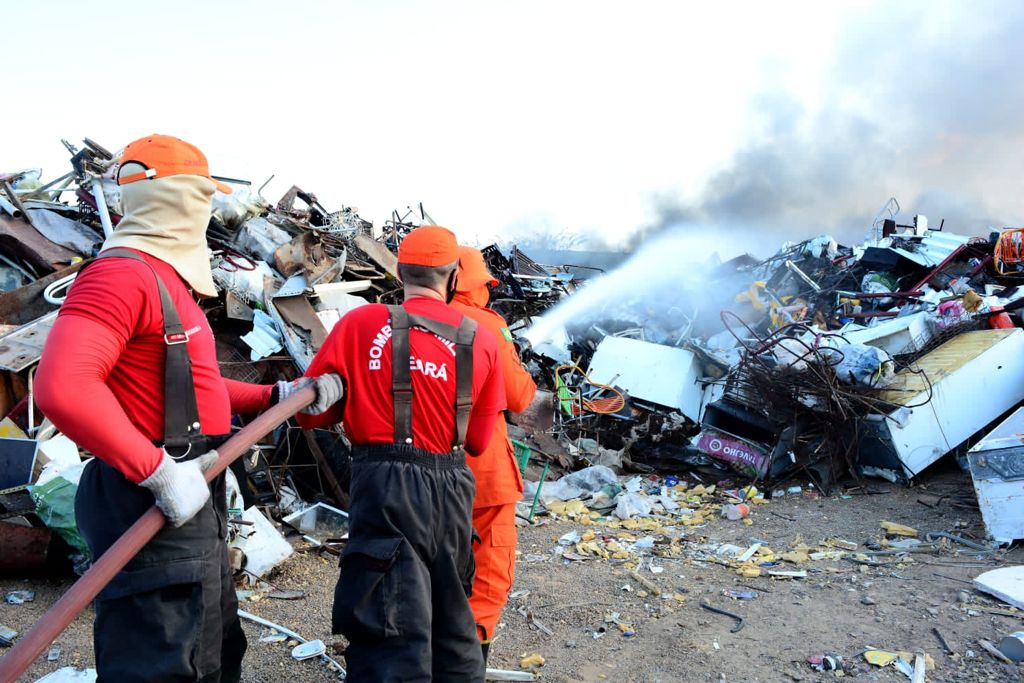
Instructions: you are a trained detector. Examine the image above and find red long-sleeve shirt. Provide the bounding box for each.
[35,249,273,483]
[297,297,505,456]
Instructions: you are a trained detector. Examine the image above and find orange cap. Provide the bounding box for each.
[456,246,498,292]
[117,134,232,194]
[398,225,459,266]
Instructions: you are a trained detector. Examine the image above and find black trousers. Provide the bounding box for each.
[333,445,483,682]
[76,439,246,683]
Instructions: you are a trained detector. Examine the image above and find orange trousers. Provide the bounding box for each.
[470,502,517,639]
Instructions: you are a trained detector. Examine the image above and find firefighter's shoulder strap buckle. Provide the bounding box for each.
[164,330,190,345]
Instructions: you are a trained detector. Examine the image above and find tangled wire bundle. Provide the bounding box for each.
[714,311,934,488]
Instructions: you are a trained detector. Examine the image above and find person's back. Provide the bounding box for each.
[306,298,501,456]
[35,135,267,683]
[449,246,537,660]
[298,226,505,681]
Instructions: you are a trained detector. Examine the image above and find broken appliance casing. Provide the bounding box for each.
[586,336,711,423]
[696,399,785,480]
[859,329,1024,480]
[966,406,1024,543]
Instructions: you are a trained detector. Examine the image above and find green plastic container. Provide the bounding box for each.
[512,439,532,476]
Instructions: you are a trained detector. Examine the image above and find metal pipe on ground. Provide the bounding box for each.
[0,385,316,681]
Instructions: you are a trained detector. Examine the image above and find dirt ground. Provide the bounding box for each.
[3,462,1024,682]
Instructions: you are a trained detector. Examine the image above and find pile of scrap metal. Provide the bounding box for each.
[0,137,593,576]
[516,208,1024,497]
[0,137,407,576]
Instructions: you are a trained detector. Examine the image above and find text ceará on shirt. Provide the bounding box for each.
[367,323,455,380]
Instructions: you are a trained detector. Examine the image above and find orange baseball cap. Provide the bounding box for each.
[398,225,459,266]
[456,246,498,292]
[117,134,232,194]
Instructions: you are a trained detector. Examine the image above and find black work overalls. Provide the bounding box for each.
[74,249,246,683]
[333,304,485,682]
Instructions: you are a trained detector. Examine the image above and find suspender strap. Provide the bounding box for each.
[95,249,202,452]
[453,316,476,448]
[386,304,478,450]
[389,306,414,445]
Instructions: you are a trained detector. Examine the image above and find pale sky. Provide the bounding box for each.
[4,1,1021,249]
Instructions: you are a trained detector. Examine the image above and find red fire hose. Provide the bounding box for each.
[0,385,316,682]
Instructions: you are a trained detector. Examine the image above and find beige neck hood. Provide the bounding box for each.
[103,174,218,297]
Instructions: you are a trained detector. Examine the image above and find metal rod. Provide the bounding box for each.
[0,193,19,217]
[909,244,966,293]
[237,608,345,677]
[2,182,29,223]
[932,626,955,654]
[784,259,821,292]
[16,172,75,200]
[0,386,316,682]
[700,601,745,632]
[527,461,549,522]
[91,177,114,238]
[0,251,37,282]
[836,290,925,299]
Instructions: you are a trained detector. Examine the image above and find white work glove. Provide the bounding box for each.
[139,451,219,528]
[276,374,344,415]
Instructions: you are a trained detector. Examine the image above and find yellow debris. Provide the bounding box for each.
[863,650,934,670]
[547,500,588,518]
[780,550,809,564]
[581,530,596,542]
[810,551,845,561]
[824,537,859,551]
[880,521,918,537]
[520,654,546,669]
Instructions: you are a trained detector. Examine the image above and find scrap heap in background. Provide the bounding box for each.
[0,138,585,579]
[508,204,1024,547]
[3,140,1024,580]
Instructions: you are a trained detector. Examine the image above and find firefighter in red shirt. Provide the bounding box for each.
[34,134,340,683]
[298,226,505,682]
[450,247,536,661]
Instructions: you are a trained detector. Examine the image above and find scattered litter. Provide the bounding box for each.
[5,590,35,604]
[238,610,345,677]
[807,653,843,672]
[259,629,289,644]
[33,668,96,683]
[267,589,306,600]
[519,653,545,669]
[0,623,17,646]
[700,601,745,633]
[484,669,538,681]
[880,521,919,537]
[978,638,1014,664]
[998,631,1024,663]
[229,506,294,579]
[973,566,1024,609]
[722,590,757,600]
[720,503,749,521]
[291,639,326,661]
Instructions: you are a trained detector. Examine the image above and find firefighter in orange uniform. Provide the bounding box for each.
[450,246,537,661]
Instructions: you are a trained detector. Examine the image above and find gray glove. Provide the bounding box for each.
[139,451,219,527]
[276,374,344,415]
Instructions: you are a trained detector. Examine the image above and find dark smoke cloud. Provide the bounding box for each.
[638,1,1024,249]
